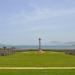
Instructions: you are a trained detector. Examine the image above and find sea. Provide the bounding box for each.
[13,45,75,50]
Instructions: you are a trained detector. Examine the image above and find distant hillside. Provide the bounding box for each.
[0,43,6,47]
[64,42,75,46]
[50,41,75,46]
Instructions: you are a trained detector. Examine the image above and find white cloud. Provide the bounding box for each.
[7,8,75,23]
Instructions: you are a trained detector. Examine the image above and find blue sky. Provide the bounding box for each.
[0,0,75,45]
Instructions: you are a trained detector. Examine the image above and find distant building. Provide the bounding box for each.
[0,47,16,56]
[65,50,75,55]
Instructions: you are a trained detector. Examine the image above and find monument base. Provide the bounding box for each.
[38,50,44,54]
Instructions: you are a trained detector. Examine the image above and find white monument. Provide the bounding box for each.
[38,38,44,53]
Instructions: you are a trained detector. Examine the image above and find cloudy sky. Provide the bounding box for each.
[0,0,75,45]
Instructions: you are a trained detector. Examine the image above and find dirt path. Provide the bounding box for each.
[0,67,75,69]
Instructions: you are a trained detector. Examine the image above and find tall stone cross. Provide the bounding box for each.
[38,38,42,51]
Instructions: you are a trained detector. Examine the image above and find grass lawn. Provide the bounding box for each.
[0,51,75,67]
[0,69,75,75]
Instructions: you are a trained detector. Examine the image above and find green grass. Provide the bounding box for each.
[0,69,75,75]
[0,51,75,67]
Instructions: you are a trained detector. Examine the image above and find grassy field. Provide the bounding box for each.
[0,51,75,67]
[0,69,75,75]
